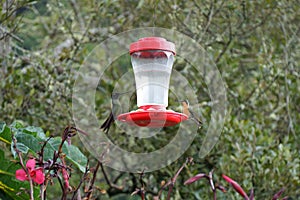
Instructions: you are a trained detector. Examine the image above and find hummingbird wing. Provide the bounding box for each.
[189,109,203,127]
[100,95,123,134]
[100,91,132,133]
[100,111,114,134]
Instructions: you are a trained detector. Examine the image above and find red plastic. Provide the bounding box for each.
[117,105,188,127]
[130,37,176,55]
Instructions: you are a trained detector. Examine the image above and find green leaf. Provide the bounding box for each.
[11,131,42,158]
[9,121,24,131]
[0,149,39,200]
[0,122,12,144]
[11,126,87,172]
[22,126,47,140]
[10,125,47,157]
[0,189,14,200]
[47,137,88,172]
[10,143,30,158]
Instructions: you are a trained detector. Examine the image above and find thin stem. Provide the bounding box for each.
[57,176,65,200]
[12,135,35,200]
[215,13,232,64]
[208,170,216,200]
[166,184,173,200]
[157,157,193,200]
[141,192,145,200]
[100,162,123,191]
[39,137,52,200]
[213,190,217,200]
[40,184,45,200]
[197,0,214,43]
[71,160,90,200]
[85,161,101,199]
[28,177,34,200]
[59,127,75,200]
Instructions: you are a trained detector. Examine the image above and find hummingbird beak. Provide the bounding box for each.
[111,90,133,98]
[177,99,189,104]
[114,90,133,95]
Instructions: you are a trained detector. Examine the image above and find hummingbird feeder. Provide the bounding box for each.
[117,37,188,127]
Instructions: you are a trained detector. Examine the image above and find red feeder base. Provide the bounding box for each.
[117,105,188,127]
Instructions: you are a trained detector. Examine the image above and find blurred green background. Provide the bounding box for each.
[0,0,299,199]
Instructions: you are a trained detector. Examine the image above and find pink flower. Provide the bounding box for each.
[222,174,249,200]
[272,188,285,200]
[184,173,207,185]
[15,159,45,184]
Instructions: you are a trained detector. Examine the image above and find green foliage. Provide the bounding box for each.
[0,121,88,198]
[2,121,88,172]
[0,122,12,144]
[46,137,88,172]
[0,0,299,199]
[0,149,39,200]
[216,118,300,198]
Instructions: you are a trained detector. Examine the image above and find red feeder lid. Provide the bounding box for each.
[130,37,176,55]
[117,106,188,127]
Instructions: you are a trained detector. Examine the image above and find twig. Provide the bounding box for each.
[100,163,124,191]
[38,136,53,200]
[60,127,77,199]
[156,157,193,200]
[0,26,23,43]
[40,184,45,200]
[12,135,35,200]
[215,12,233,64]
[85,161,100,199]
[42,127,76,200]
[71,160,90,200]
[164,2,194,38]
[212,0,226,18]
[60,167,69,200]
[69,0,85,32]
[38,136,53,165]
[57,175,64,195]
[54,0,78,48]
[71,15,93,58]
[131,169,147,200]
[197,0,214,43]
[112,173,124,185]
[280,19,296,137]
[208,170,216,200]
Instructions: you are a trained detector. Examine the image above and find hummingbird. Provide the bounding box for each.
[180,100,202,128]
[100,91,131,134]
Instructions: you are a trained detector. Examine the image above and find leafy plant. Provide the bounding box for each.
[0,121,294,199]
[1,0,299,199]
[0,121,88,199]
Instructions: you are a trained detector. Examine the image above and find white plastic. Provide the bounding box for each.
[131,50,174,108]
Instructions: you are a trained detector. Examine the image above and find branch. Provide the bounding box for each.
[54,0,77,46]
[71,159,90,200]
[84,161,100,199]
[101,163,124,191]
[131,169,147,200]
[69,0,85,32]
[215,12,233,64]
[156,157,193,200]
[38,136,53,200]
[197,0,214,43]
[208,170,216,200]
[38,136,53,164]
[280,18,296,137]
[59,127,77,199]
[12,135,34,200]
